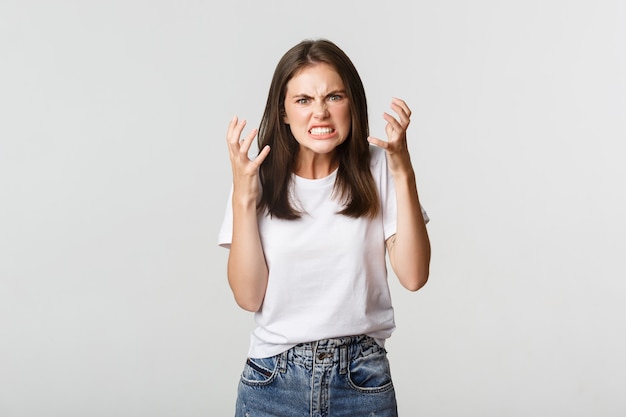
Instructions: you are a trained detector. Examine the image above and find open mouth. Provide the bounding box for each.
[309,127,335,136]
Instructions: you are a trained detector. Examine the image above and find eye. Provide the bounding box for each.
[328,94,343,102]
[296,98,309,104]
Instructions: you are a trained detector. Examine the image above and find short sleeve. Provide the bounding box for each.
[372,145,429,242]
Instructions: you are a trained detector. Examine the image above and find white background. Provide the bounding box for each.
[1,1,625,416]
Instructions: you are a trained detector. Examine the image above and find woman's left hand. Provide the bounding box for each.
[370,98,430,292]
[368,97,414,175]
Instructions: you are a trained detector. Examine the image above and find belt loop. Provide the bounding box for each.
[279,350,288,373]
[339,345,348,375]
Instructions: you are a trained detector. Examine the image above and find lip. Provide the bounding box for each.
[308,125,336,140]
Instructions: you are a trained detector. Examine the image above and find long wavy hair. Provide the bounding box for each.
[257,39,379,220]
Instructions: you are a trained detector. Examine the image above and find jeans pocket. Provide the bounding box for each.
[240,355,279,387]
[347,347,394,393]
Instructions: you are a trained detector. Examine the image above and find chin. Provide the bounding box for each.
[309,142,342,154]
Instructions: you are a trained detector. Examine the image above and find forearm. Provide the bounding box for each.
[388,169,431,291]
[228,197,268,312]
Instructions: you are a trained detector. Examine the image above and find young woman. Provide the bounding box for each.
[219,39,430,417]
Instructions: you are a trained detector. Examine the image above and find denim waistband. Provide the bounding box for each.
[277,335,382,374]
[295,334,370,350]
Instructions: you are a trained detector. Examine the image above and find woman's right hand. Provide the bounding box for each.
[226,116,271,311]
[226,116,271,204]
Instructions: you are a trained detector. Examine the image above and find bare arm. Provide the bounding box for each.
[226,116,271,311]
[368,98,431,291]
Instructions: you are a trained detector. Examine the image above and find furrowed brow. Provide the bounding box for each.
[326,90,347,98]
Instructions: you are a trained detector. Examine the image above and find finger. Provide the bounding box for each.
[239,128,258,155]
[367,136,389,149]
[383,112,403,133]
[385,122,395,141]
[390,100,411,128]
[252,145,271,167]
[226,116,238,144]
[391,97,412,118]
[228,118,247,146]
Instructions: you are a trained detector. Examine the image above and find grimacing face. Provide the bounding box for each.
[283,63,351,160]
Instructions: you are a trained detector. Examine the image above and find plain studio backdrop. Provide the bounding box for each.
[1,1,625,416]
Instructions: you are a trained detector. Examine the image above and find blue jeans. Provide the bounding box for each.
[235,335,398,417]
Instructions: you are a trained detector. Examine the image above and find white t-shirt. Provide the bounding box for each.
[218,145,428,358]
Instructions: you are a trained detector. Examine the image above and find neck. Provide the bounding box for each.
[293,150,338,179]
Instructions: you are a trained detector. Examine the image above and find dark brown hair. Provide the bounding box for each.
[257,39,379,220]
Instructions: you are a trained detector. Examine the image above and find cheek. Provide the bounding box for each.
[284,108,307,126]
[339,108,352,129]
[337,102,350,118]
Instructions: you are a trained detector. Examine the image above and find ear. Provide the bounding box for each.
[281,108,289,125]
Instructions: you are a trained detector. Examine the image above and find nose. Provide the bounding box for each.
[313,100,329,118]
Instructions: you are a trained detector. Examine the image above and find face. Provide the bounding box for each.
[283,63,351,159]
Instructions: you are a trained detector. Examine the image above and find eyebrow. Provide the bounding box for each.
[289,90,347,99]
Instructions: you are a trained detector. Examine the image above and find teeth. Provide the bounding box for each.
[310,127,334,135]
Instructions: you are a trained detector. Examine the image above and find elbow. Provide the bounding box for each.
[233,294,263,312]
[405,248,431,292]
[404,277,428,292]
[401,266,430,292]
[229,278,265,312]
[227,268,268,312]
[390,242,431,292]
